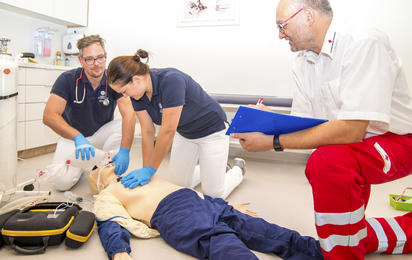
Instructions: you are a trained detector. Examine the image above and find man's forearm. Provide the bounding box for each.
[43,114,80,140]
[231,119,369,152]
[280,119,369,150]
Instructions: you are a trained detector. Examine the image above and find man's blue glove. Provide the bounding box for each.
[121,165,157,189]
[112,147,130,176]
[73,134,95,161]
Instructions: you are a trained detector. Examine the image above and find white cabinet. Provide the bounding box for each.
[0,0,88,27]
[54,0,88,27]
[17,64,72,151]
[0,0,54,17]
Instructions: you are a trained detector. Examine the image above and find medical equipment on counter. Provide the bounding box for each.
[75,68,110,106]
[0,37,50,202]
[54,51,62,66]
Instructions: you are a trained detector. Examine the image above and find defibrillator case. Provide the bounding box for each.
[1,202,95,255]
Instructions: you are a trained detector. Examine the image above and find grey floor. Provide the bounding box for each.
[1,144,412,260]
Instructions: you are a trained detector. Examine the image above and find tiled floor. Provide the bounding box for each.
[1,145,411,259]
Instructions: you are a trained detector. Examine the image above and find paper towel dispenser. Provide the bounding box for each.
[63,33,85,55]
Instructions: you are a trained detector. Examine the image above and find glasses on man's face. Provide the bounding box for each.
[82,54,106,65]
[277,7,306,34]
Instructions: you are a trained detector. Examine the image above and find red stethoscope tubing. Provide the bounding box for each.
[74,68,108,105]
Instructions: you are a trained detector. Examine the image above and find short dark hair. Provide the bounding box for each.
[77,34,106,57]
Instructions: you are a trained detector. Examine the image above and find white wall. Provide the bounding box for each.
[71,0,412,96]
[0,8,69,65]
[2,0,412,96]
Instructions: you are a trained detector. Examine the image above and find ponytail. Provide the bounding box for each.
[107,49,151,86]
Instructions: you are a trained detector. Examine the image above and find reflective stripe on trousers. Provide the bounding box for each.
[305,133,412,259]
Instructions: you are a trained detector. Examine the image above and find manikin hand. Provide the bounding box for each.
[120,165,157,189]
[73,134,95,160]
[113,252,132,260]
[112,147,130,176]
[229,202,259,218]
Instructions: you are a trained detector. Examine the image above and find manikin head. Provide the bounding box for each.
[88,165,117,195]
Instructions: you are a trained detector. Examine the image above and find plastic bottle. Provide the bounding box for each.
[66,149,115,169]
[55,51,62,66]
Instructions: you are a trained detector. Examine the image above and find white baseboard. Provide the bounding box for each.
[133,135,311,165]
[228,140,311,164]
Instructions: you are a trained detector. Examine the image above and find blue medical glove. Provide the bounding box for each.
[73,134,95,161]
[112,147,130,176]
[121,165,157,189]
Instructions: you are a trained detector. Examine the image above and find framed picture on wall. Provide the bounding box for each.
[177,0,240,27]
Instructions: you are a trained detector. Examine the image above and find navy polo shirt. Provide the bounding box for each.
[51,67,123,137]
[132,68,227,139]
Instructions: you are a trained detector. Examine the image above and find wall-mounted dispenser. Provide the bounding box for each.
[63,33,85,55]
[30,27,58,57]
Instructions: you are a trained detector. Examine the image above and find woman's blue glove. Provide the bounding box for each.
[73,134,95,161]
[112,147,130,176]
[121,165,156,189]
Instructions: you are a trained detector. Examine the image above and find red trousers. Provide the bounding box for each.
[305,133,412,259]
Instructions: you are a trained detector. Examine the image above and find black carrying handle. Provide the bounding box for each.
[9,237,49,255]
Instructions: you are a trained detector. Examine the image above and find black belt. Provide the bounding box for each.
[0,92,18,100]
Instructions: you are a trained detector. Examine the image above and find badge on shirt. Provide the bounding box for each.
[98,90,106,103]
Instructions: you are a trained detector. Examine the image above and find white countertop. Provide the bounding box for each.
[18,62,76,71]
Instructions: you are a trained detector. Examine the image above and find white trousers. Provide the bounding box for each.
[52,119,122,191]
[168,127,243,200]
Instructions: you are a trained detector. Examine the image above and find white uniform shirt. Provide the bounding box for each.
[291,19,412,136]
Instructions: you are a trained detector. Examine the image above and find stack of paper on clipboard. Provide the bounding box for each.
[226,106,328,136]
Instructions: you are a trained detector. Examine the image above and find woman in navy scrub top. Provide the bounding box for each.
[107,49,245,199]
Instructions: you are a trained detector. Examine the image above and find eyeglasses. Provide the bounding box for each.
[82,54,106,65]
[277,7,306,34]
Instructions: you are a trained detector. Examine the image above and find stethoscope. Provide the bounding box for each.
[74,68,110,106]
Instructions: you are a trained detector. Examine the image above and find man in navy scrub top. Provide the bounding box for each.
[43,34,135,191]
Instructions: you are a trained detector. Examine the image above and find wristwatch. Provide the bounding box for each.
[273,135,283,152]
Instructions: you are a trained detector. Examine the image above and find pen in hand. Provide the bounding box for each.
[256,98,263,105]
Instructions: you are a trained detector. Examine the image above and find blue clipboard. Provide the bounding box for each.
[226,106,328,136]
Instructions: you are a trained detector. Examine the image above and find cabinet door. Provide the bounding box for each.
[18,68,25,85]
[53,0,88,27]
[25,103,46,121]
[0,0,87,27]
[17,103,25,122]
[25,85,52,103]
[25,120,59,149]
[25,68,62,86]
[17,85,25,104]
[0,0,54,17]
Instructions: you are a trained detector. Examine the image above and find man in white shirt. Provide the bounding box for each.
[230,0,412,259]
